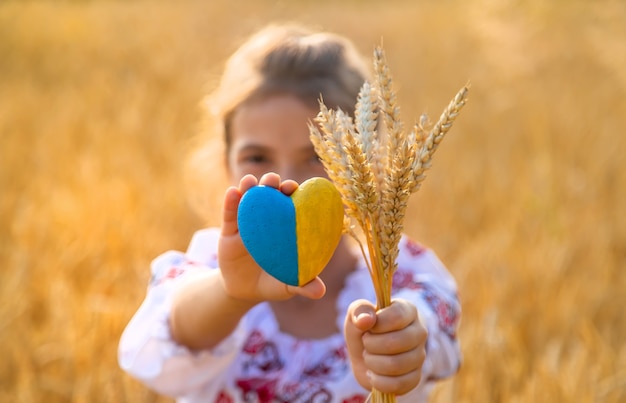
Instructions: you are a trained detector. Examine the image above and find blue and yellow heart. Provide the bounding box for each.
[237,177,344,286]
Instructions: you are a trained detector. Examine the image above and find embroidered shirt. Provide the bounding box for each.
[119,228,461,402]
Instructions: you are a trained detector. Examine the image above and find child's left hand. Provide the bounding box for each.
[344,298,427,395]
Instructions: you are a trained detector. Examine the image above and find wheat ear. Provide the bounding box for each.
[309,44,470,403]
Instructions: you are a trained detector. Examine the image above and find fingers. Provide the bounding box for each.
[221,173,298,237]
[369,299,417,334]
[367,301,425,394]
[258,172,280,188]
[221,186,243,236]
[239,173,259,193]
[363,301,426,355]
[221,174,257,236]
[364,347,424,376]
[367,368,423,396]
[286,277,326,300]
[259,173,299,195]
[279,179,299,195]
[363,323,427,356]
[346,299,427,395]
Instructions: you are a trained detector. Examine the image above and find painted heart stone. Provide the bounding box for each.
[237,177,344,286]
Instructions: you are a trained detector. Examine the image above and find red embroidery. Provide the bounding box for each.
[243,330,265,354]
[343,395,368,403]
[215,390,233,403]
[278,382,332,402]
[210,253,218,261]
[392,269,459,339]
[237,335,349,401]
[152,266,186,286]
[303,347,348,379]
[393,269,417,289]
[236,378,277,403]
[406,239,426,256]
[151,259,206,287]
[242,330,283,372]
[423,289,459,338]
[164,267,185,280]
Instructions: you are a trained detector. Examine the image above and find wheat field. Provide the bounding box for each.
[1,0,624,402]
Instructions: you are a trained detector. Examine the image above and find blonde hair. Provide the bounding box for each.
[186,23,371,222]
[209,23,370,152]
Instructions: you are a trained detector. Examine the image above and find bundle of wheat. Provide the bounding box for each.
[309,46,469,402]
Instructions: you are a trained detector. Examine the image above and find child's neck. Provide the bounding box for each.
[269,241,359,340]
[269,294,341,339]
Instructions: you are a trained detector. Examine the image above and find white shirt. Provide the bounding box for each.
[119,228,461,402]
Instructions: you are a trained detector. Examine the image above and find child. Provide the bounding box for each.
[119,24,461,402]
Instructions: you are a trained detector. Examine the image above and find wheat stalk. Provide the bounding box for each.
[310,45,469,402]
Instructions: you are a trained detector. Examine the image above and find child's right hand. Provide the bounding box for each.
[218,172,326,303]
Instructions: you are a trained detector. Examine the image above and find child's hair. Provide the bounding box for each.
[208,23,371,154]
[185,23,371,222]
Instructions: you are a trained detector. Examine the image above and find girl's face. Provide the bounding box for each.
[227,94,327,184]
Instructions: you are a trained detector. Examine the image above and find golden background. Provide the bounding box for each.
[1,0,624,401]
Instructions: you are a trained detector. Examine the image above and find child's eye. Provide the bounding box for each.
[243,154,268,164]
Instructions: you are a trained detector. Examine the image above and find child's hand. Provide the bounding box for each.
[218,172,326,303]
[344,299,427,395]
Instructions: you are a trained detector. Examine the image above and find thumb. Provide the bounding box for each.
[286,277,327,300]
[349,300,378,331]
[344,299,377,387]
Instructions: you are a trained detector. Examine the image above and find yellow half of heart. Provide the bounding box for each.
[291,177,344,285]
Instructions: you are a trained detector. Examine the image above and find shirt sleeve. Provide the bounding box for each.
[118,229,246,398]
[392,235,462,397]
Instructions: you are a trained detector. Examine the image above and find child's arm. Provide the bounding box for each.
[169,173,326,350]
[344,299,427,395]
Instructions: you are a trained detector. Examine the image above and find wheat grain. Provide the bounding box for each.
[409,85,469,194]
[310,45,469,402]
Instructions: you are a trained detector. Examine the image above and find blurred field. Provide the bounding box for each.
[1,0,625,402]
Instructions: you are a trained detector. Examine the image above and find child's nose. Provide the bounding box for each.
[277,166,312,185]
